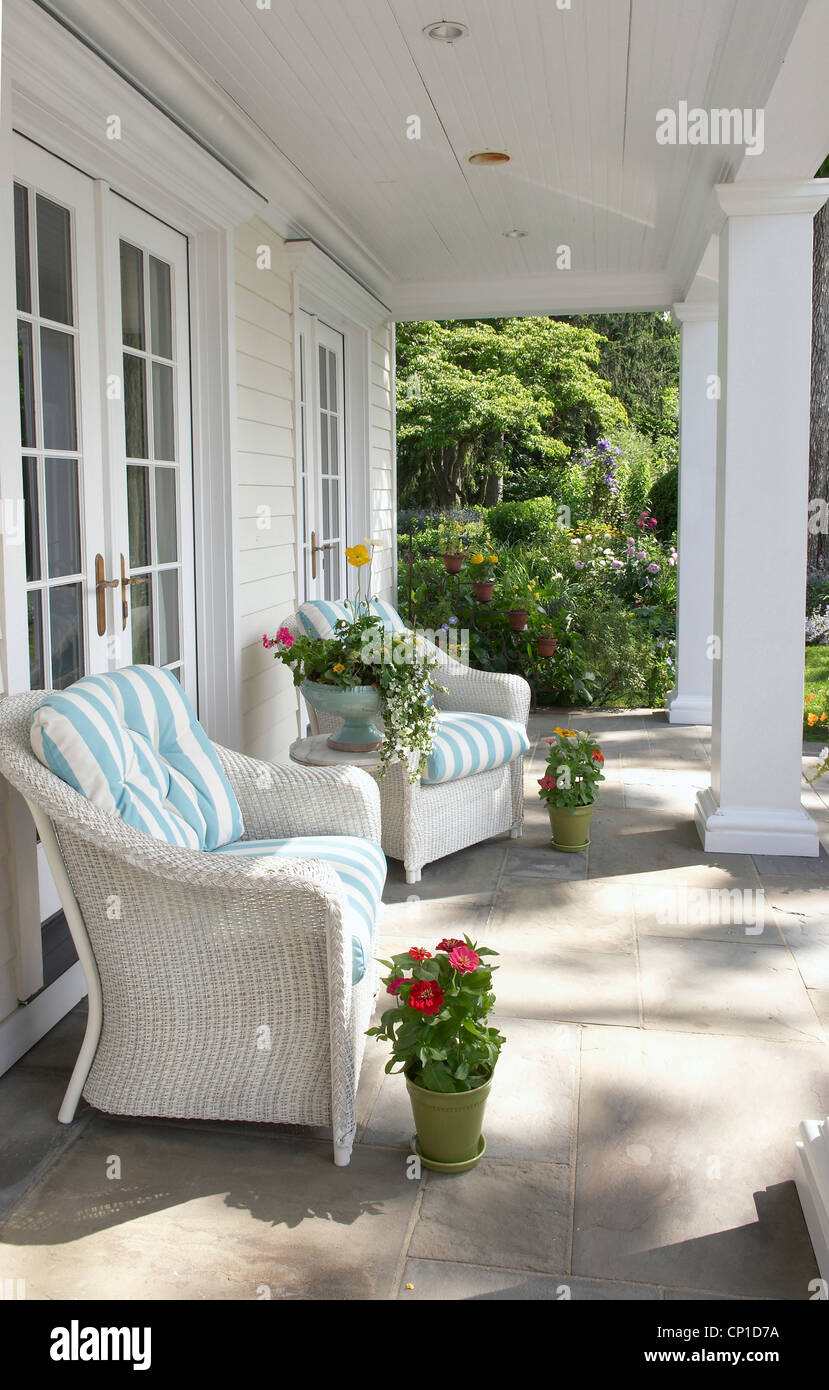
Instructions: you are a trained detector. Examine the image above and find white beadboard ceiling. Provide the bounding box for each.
[37,0,816,316]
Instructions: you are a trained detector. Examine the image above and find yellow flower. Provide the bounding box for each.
[345,544,370,568]
[332,663,345,674]
[487,554,498,564]
[470,553,485,565]
[554,726,576,737]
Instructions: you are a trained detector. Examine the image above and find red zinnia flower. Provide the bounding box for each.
[408,980,444,1015]
[387,976,407,996]
[449,944,480,974]
[591,750,604,763]
[408,947,432,961]
[436,938,464,953]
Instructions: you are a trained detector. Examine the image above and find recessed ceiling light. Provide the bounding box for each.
[468,150,510,166]
[423,21,469,42]
[503,229,528,238]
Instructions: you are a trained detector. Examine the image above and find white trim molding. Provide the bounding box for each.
[390,270,678,322]
[284,240,391,330]
[796,1117,829,1282]
[671,300,717,325]
[0,961,87,1078]
[694,788,819,857]
[716,179,829,220]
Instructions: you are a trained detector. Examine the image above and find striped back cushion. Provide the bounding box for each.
[297,598,408,638]
[422,711,530,785]
[30,666,243,850]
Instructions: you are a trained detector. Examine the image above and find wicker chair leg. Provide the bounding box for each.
[509,826,521,839]
[405,865,422,884]
[334,1125,356,1167]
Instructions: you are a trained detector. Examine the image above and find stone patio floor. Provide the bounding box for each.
[2,708,829,1301]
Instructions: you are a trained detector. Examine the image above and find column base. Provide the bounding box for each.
[668,693,712,726]
[694,785,820,856]
[795,1117,829,1282]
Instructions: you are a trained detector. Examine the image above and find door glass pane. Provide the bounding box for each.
[127,464,150,568]
[152,362,175,461]
[18,321,36,448]
[36,196,73,326]
[329,414,338,474]
[328,351,337,413]
[330,479,339,537]
[322,477,330,537]
[49,583,83,689]
[124,354,148,458]
[14,184,31,314]
[28,591,44,689]
[45,457,81,577]
[40,327,77,450]
[120,242,145,350]
[155,468,177,563]
[318,345,327,410]
[149,257,172,358]
[320,409,329,471]
[22,456,41,582]
[158,568,180,666]
[130,578,153,664]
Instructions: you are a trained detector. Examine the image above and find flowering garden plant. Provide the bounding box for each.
[538,726,605,809]
[467,550,499,584]
[367,938,505,1093]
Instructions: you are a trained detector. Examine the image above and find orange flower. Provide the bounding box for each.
[332,662,345,674]
[806,693,815,703]
[808,713,818,726]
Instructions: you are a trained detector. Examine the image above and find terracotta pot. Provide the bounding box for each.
[536,635,558,658]
[507,609,529,631]
[473,580,495,602]
[443,553,464,574]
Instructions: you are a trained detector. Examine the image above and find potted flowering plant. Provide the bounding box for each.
[437,517,466,574]
[469,549,499,601]
[368,937,504,1171]
[503,561,544,631]
[538,726,605,851]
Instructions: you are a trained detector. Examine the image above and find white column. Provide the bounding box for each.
[695,181,829,856]
[668,303,718,725]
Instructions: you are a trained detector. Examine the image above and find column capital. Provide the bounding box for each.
[672,300,717,326]
[716,179,829,219]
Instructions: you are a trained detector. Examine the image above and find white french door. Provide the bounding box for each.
[297,310,347,602]
[14,138,196,702]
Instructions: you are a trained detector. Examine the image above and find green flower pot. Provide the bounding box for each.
[549,802,594,852]
[406,1070,492,1172]
[301,679,384,752]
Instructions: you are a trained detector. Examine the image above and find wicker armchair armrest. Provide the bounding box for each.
[214,746,382,843]
[434,667,531,726]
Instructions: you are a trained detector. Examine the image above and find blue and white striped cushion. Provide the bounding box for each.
[297,598,409,638]
[30,666,244,851]
[422,711,530,785]
[213,835,386,983]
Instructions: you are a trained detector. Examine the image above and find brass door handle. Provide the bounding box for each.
[120,554,146,629]
[310,530,336,581]
[94,554,119,636]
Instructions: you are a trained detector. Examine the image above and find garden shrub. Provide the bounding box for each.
[647,465,678,538]
[487,496,564,547]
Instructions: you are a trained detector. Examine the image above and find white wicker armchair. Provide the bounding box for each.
[288,611,531,883]
[0,692,383,1166]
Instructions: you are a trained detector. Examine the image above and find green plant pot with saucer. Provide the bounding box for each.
[549,802,594,852]
[406,1070,492,1172]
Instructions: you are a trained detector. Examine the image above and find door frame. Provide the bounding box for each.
[285,240,392,616]
[0,3,263,1016]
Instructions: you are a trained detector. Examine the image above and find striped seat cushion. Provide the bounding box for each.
[213,835,386,983]
[298,598,409,638]
[422,711,530,785]
[30,666,243,851]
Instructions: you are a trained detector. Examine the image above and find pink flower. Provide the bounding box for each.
[275,626,295,648]
[573,560,584,570]
[387,976,407,996]
[449,944,480,974]
[538,774,557,790]
[262,634,275,649]
[647,563,660,574]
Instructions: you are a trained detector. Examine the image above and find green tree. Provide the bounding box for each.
[556,311,679,447]
[396,317,626,507]
[809,154,829,572]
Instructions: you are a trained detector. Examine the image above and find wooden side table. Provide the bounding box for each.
[289,733,383,772]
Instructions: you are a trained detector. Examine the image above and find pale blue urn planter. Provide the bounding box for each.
[301,679,384,752]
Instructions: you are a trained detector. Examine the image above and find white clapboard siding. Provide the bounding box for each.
[370,324,396,601]
[235,217,301,763]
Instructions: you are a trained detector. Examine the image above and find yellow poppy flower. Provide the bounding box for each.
[487,554,498,563]
[345,544,370,568]
[470,553,485,565]
[332,663,345,674]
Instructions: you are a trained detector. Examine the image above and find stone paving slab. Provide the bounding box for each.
[408,1159,571,1274]
[397,1258,660,1300]
[573,1025,828,1298]
[0,1119,420,1300]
